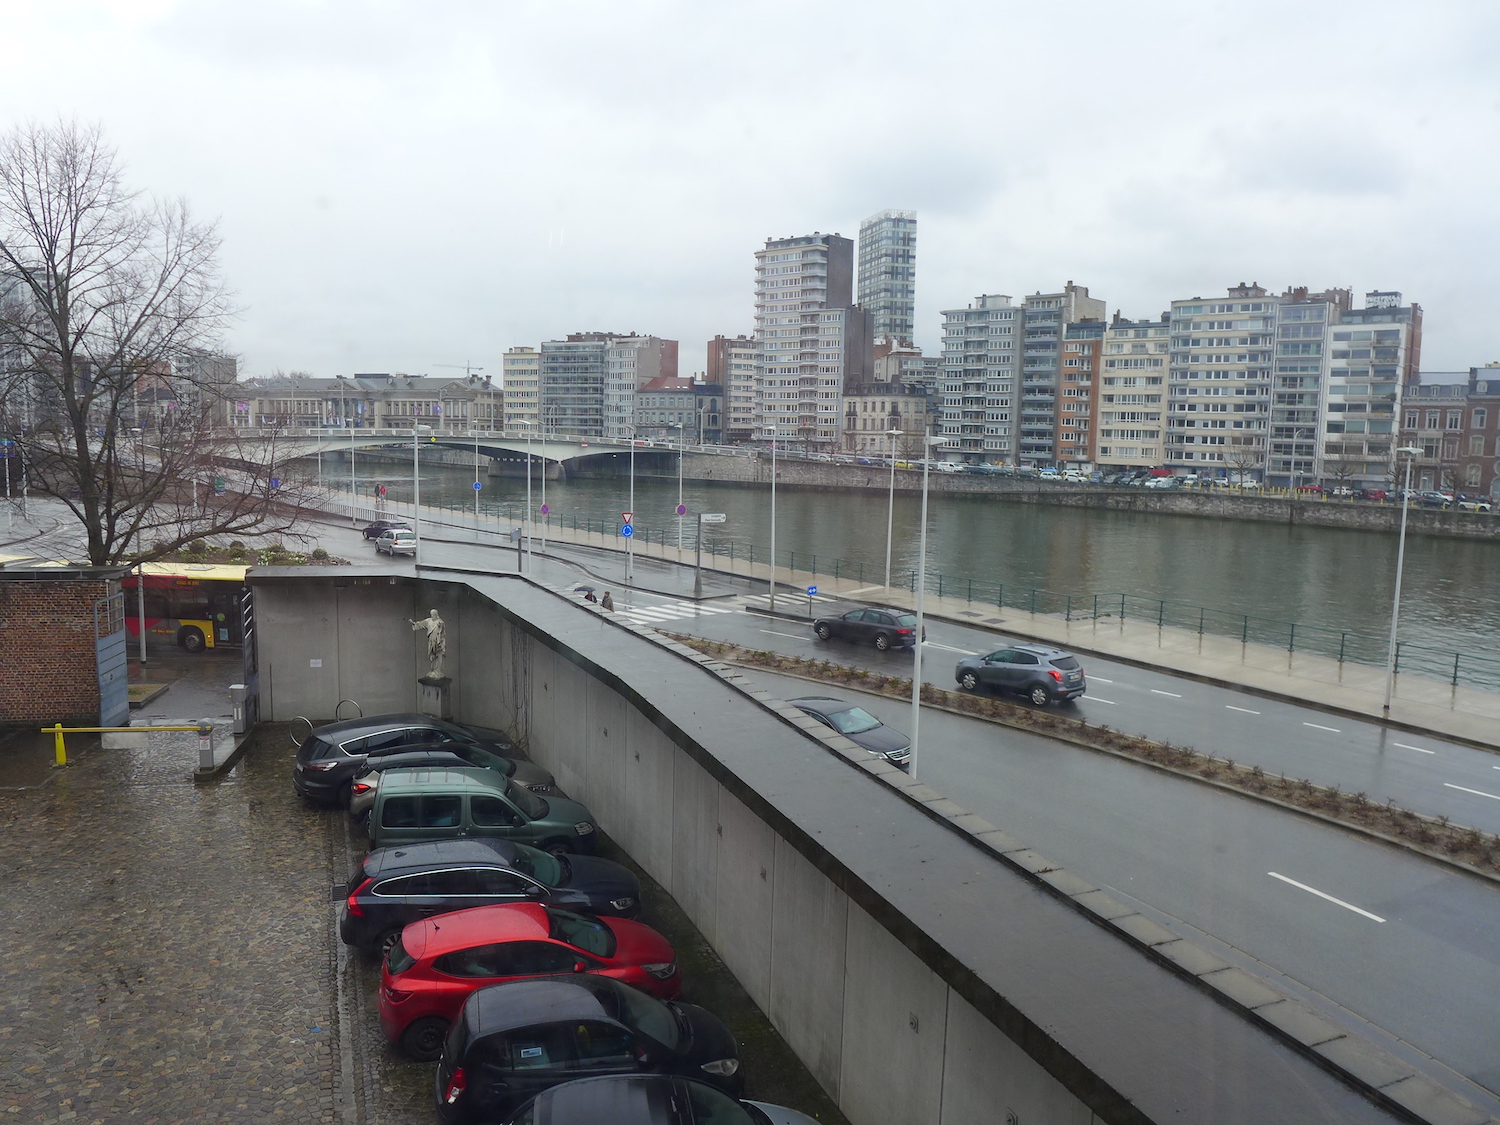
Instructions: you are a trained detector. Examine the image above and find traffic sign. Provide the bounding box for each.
[699,513,726,523]
[539,503,549,515]
[622,511,633,524]
[473,480,483,490]
[269,477,281,490]
[807,585,818,597]
[621,524,634,538]
[675,504,687,516]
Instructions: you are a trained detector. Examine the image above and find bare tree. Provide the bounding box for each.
[1223,435,1263,484]
[1323,442,1363,491]
[0,121,311,564]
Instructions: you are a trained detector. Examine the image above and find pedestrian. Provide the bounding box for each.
[601,590,614,612]
[584,590,597,603]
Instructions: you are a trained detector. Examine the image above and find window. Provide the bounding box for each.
[1470,435,1485,457]
[420,795,462,828]
[472,796,524,827]
[381,796,420,828]
[1447,411,1463,431]
[1474,409,1488,430]
[1466,464,1483,487]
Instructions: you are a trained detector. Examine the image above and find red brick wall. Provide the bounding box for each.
[0,579,116,724]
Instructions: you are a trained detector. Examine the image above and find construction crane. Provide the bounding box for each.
[434,362,485,379]
[433,363,499,433]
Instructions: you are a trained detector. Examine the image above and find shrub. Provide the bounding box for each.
[311,547,329,560]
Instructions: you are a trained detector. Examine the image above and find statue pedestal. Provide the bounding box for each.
[418,675,453,721]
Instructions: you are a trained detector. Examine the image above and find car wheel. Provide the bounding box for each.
[959,671,980,692]
[336,780,353,809]
[542,838,576,856]
[874,633,892,652]
[400,1016,449,1062]
[178,626,206,653]
[1028,685,1051,707]
[376,929,403,962]
[814,623,831,640]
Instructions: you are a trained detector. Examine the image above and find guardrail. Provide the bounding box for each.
[44,722,214,768]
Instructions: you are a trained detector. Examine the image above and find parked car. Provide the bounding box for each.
[1060,470,1088,483]
[1329,485,1356,498]
[1358,488,1389,501]
[1013,465,1038,478]
[435,977,742,1121]
[1294,483,1324,495]
[366,768,599,854]
[363,519,411,540]
[854,456,875,466]
[954,644,1086,706]
[349,741,558,825]
[1142,477,1177,490]
[340,838,642,957]
[495,1075,821,1125]
[293,713,545,807]
[1037,468,1061,480]
[382,904,680,1059]
[931,460,963,473]
[811,606,924,651]
[376,528,417,555]
[1416,490,1453,509]
[1456,493,1493,512]
[786,696,910,770]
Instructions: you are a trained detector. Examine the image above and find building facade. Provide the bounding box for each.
[1059,320,1104,466]
[1096,314,1169,471]
[938,294,1018,462]
[1456,365,1500,496]
[636,378,724,445]
[708,334,757,443]
[1320,295,1421,487]
[857,209,917,345]
[501,347,540,428]
[603,336,679,441]
[231,373,501,431]
[842,383,930,455]
[753,233,870,449]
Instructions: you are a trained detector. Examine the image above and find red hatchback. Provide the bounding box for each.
[380,903,680,1060]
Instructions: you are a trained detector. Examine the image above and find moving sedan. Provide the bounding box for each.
[341,838,642,957]
[787,697,910,771]
[953,643,1086,706]
[382,902,680,1059]
[497,1075,821,1125]
[811,606,924,651]
[436,977,742,1122]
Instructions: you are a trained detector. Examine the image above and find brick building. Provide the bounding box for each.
[0,568,128,726]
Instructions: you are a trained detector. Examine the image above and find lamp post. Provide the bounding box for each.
[669,422,685,553]
[767,424,781,613]
[412,423,432,565]
[626,413,636,585]
[132,426,147,666]
[909,436,935,779]
[884,427,902,590]
[1382,446,1422,718]
[516,420,535,572]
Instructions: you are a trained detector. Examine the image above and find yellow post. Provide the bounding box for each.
[52,723,67,767]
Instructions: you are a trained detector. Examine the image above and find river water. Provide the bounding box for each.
[321,458,1500,673]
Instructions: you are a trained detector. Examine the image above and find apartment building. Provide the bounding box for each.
[708,334,757,443]
[873,338,942,393]
[1321,294,1421,486]
[1059,320,1104,466]
[938,294,1018,461]
[753,232,871,448]
[231,372,500,430]
[603,336,679,441]
[1456,365,1500,495]
[1019,285,1106,466]
[857,209,917,345]
[501,347,540,428]
[1400,372,1470,491]
[842,382,930,455]
[1096,314,1169,470]
[539,332,676,438]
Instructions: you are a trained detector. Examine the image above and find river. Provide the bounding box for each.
[318,457,1500,674]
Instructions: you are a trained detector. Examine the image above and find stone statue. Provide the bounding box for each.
[408,609,447,679]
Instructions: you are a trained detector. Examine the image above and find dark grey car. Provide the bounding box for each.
[787,697,910,770]
[954,644,1086,706]
[811,607,924,651]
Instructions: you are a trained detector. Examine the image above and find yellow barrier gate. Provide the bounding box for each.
[43,723,214,768]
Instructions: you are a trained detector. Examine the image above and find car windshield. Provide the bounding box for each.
[594,980,680,1048]
[1050,656,1081,671]
[824,706,882,735]
[895,614,918,627]
[456,744,515,775]
[508,843,562,885]
[686,1081,757,1125]
[545,908,617,958]
[507,781,548,820]
[387,934,417,975]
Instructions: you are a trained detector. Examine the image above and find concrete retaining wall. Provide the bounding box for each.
[248,568,1405,1125]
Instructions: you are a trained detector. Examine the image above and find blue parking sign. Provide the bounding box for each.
[807,585,817,597]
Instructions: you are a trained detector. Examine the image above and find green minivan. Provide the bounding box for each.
[367,768,598,855]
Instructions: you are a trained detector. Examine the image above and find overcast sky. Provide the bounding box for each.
[4,0,1497,380]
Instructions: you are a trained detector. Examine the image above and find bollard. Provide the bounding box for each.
[197,720,215,771]
[52,723,67,767]
[230,685,248,735]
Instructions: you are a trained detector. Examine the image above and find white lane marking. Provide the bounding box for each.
[1393,742,1435,755]
[1087,697,1118,705]
[1089,676,1114,683]
[924,642,978,654]
[1150,689,1181,698]
[1225,705,1261,715]
[761,629,810,641]
[844,585,885,595]
[1267,872,1386,923]
[1302,722,1341,733]
[1444,783,1500,802]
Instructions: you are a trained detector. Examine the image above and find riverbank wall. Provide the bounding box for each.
[603,454,1500,542]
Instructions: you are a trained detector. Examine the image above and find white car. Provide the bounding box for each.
[375,528,417,556]
[1061,471,1089,483]
[932,461,963,473]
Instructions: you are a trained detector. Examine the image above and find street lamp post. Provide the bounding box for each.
[516,420,535,572]
[1382,446,1422,717]
[884,427,902,590]
[132,427,147,667]
[669,422,685,553]
[909,437,935,779]
[412,423,432,565]
[626,414,636,585]
[768,425,780,613]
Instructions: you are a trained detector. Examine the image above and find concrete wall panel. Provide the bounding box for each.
[669,751,721,945]
[940,991,1094,1125]
[621,708,675,883]
[258,584,351,719]
[712,788,777,1011]
[768,835,848,1100]
[336,584,419,715]
[839,903,950,1125]
[582,676,630,832]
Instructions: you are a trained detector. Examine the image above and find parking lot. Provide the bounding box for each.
[0,706,844,1124]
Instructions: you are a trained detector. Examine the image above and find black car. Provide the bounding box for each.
[787,697,910,770]
[340,838,641,956]
[435,977,742,1122]
[812,607,924,651]
[293,713,549,806]
[498,1075,820,1125]
[363,519,412,540]
[953,643,1086,706]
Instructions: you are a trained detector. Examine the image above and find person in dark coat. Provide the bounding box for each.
[601,590,614,612]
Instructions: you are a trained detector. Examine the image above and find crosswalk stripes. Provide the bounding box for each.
[616,599,738,626]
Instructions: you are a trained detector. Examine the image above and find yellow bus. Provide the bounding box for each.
[122,563,248,653]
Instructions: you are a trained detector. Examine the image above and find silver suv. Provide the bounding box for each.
[953,643,1087,706]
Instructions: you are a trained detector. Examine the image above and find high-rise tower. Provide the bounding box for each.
[858,209,917,345]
